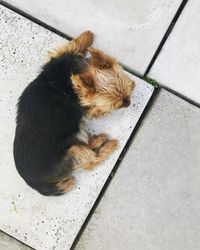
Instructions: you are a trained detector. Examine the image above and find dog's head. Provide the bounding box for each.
[71,48,135,118]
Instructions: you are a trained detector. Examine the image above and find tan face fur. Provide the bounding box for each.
[71,47,135,118]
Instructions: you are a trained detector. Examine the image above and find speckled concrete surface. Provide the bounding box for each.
[75,89,200,250]
[3,0,182,74]
[150,0,200,104]
[0,5,153,250]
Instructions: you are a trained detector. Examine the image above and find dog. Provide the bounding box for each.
[13,31,135,196]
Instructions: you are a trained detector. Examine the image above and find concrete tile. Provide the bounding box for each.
[75,89,200,250]
[0,5,153,250]
[3,0,182,74]
[150,0,200,104]
[0,231,31,250]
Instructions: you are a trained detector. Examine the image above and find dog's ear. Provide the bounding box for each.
[87,47,116,69]
[79,70,95,89]
[71,70,95,95]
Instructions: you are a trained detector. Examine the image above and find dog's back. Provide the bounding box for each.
[14,53,87,195]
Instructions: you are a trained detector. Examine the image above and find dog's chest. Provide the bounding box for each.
[75,118,89,144]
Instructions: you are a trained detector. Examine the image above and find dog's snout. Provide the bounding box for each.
[123,97,130,107]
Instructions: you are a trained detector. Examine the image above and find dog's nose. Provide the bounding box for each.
[123,97,130,107]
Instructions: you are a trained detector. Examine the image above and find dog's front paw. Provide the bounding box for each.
[89,134,108,150]
[99,139,118,156]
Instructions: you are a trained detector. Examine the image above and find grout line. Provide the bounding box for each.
[0,1,144,82]
[161,86,200,108]
[70,86,199,249]
[120,63,143,79]
[0,1,73,40]
[2,1,199,246]
[0,3,156,249]
[0,230,35,250]
[0,0,157,86]
[70,87,160,249]
[144,0,189,76]
[1,2,153,249]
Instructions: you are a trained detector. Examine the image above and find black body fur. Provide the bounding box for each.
[14,53,87,196]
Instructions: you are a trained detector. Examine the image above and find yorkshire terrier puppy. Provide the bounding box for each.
[14,31,135,196]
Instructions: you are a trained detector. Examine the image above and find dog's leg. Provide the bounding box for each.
[94,139,118,165]
[68,144,97,171]
[88,134,107,150]
[55,176,75,194]
[68,138,118,171]
[47,31,93,61]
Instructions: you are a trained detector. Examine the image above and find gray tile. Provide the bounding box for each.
[0,231,31,250]
[0,5,153,250]
[3,0,182,74]
[75,89,200,250]
[150,0,200,104]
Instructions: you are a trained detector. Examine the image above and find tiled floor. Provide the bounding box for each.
[75,89,200,250]
[1,1,200,250]
[0,5,153,250]
[150,0,200,104]
[3,0,182,74]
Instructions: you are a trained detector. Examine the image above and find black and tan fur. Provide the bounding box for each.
[13,31,135,196]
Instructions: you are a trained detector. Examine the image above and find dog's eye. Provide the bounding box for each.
[123,97,130,107]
